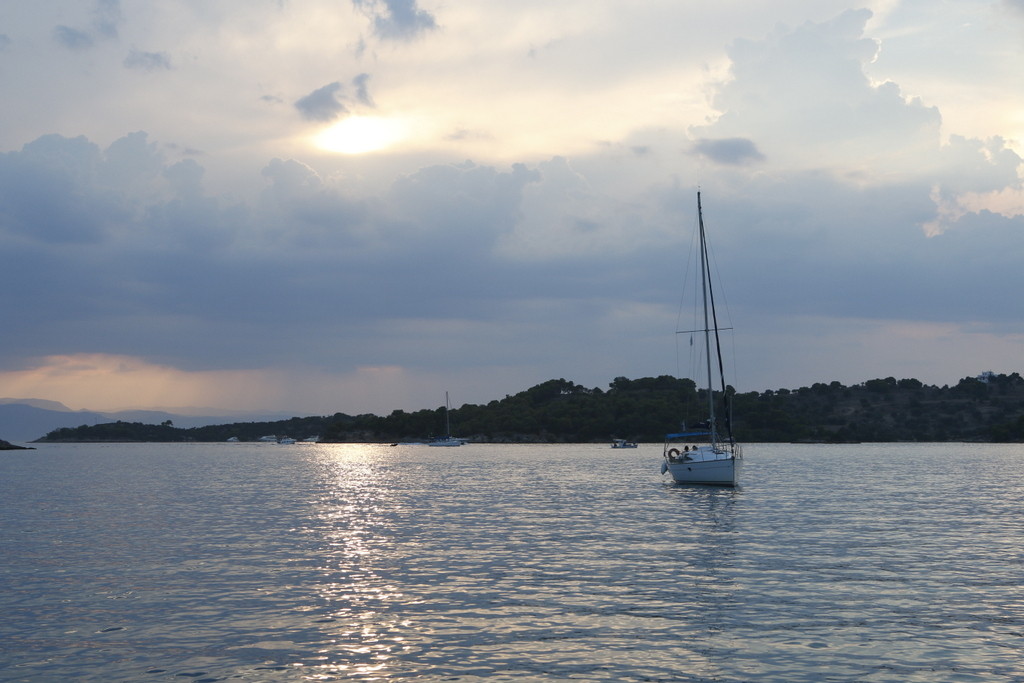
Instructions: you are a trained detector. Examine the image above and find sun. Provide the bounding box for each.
[314,115,407,154]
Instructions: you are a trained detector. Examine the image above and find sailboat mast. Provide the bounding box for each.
[697,191,716,443]
[444,391,451,438]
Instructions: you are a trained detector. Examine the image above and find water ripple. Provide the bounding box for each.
[1,442,1022,681]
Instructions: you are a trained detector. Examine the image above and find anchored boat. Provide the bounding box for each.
[662,192,742,486]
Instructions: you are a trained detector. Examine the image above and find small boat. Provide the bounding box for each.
[258,435,277,442]
[428,392,463,447]
[611,438,638,449]
[278,437,296,444]
[662,191,742,486]
[226,436,239,442]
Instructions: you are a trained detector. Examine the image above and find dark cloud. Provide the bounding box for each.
[259,158,365,250]
[690,173,1024,331]
[0,132,248,366]
[0,135,111,244]
[124,48,172,71]
[98,131,165,189]
[1,123,1022,404]
[353,73,374,107]
[163,159,205,198]
[385,161,540,248]
[294,75,376,121]
[354,0,437,40]
[261,158,325,195]
[691,138,765,165]
[53,26,94,50]
[0,137,544,370]
[295,82,348,122]
[0,137,543,371]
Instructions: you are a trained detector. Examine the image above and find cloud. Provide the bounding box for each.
[3,3,1024,415]
[354,0,437,40]
[694,9,943,170]
[53,25,94,50]
[353,73,374,107]
[691,138,765,165]
[0,353,291,413]
[295,82,348,122]
[0,34,11,51]
[52,0,122,49]
[690,9,1020,230]
[0,134,108,244]
[294,75,376,121]
[124,48,172,71]
[92,0,122,40]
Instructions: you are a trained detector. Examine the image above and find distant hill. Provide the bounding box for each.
[29,372,1024,444]
[0,403,112,443]
[0,398,73,411]
[0,400,295,443]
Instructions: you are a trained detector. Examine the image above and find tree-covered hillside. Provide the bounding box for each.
[35,372,1024,443]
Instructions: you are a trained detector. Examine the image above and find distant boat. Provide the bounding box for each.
[258,435,277,442]
[611,438,638,449]
[301,436,320,443]
[226,436,239,442]
[428,392,464,447]
[428,437,464,447]
[661,192,742,486]
[278,437,296,444]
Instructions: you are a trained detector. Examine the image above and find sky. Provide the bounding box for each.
[1,0,1023,417]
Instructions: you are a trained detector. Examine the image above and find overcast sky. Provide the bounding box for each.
[1,0,1022,416]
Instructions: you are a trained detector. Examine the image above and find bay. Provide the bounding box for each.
[1,442,1022,681]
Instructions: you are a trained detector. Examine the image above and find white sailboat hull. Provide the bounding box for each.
[665,455,739,486]
[427,438,463,447]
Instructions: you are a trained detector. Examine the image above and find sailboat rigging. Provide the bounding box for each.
[428,391,464,447]
[662,191,742,486]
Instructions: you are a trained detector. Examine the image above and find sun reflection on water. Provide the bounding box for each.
[296,444,415,678]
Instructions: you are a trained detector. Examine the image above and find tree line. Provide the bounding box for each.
[36,372,1024,443]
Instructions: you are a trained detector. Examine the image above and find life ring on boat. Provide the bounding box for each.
[667,448,680,458]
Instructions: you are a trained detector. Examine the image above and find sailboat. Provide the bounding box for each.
[428,391,464,446]
[662,191,742,486]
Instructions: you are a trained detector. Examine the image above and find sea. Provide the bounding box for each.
[1,442,1021,682]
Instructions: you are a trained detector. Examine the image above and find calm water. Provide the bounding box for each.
[1,442,1022,682]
